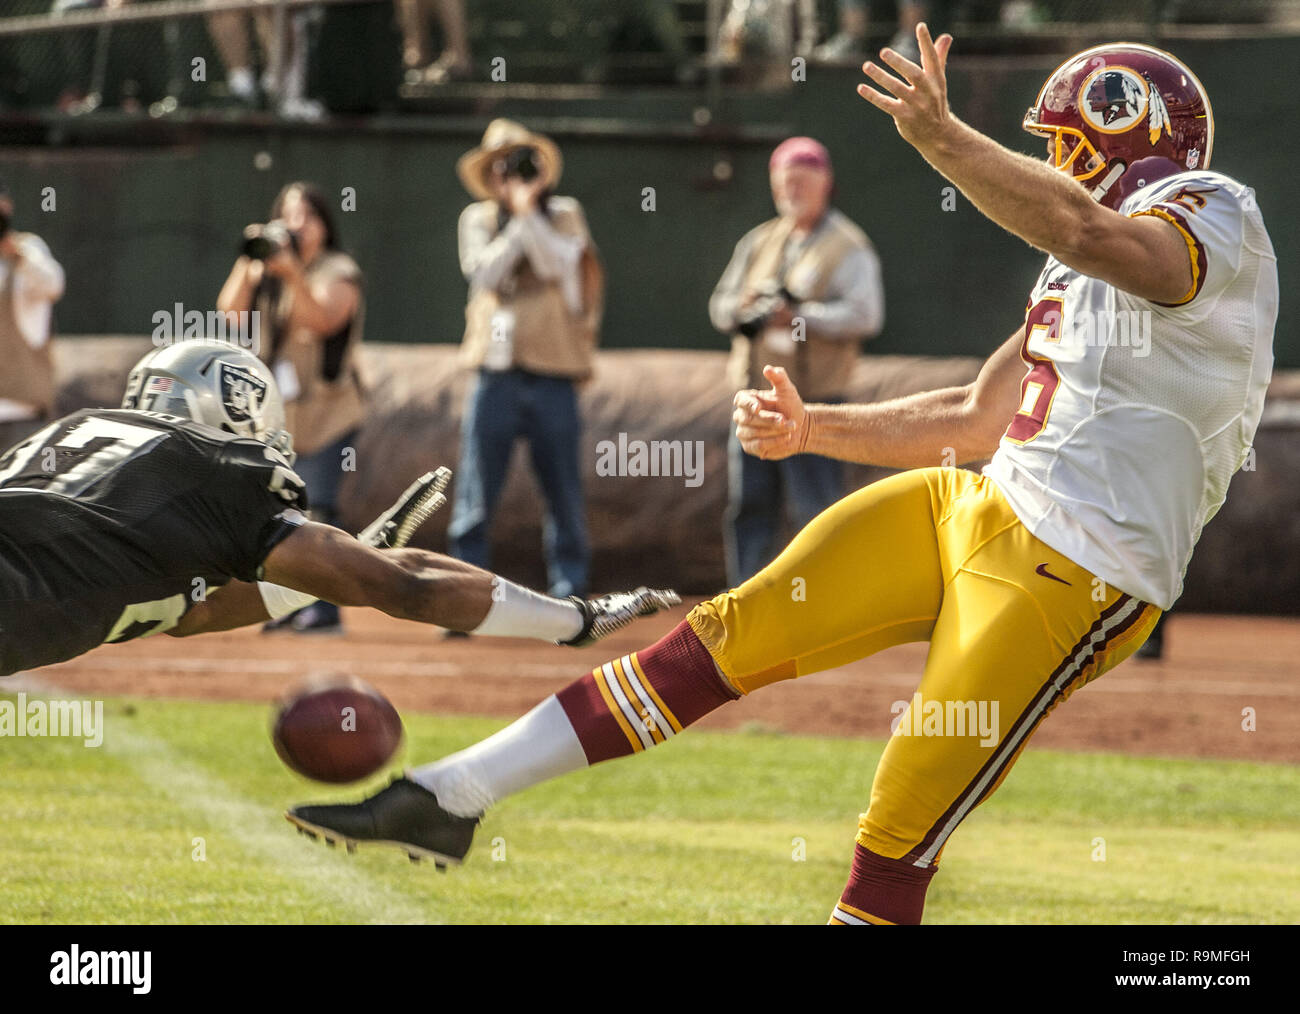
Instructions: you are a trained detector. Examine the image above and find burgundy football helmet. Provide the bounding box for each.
[1024,43,1214,209]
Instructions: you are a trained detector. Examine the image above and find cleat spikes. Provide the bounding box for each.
[559,586,683,647]
[358,467,454,550]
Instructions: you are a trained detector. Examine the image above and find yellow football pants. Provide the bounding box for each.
[688,466,1160,867]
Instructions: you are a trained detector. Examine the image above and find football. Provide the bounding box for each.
[271,675,404,784]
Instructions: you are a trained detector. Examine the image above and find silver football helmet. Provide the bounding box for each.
[121,339,295,463]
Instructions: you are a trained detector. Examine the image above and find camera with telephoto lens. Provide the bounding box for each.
[240,220,300,261]
[499,146,540,182]
[735,283,796,338]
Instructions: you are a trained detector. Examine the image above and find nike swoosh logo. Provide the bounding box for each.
[1035,563,1072,586]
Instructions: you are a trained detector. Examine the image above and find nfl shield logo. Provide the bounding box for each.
[218,361,267,424]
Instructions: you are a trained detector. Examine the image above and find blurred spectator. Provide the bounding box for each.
[53,0,151,114]
[396,0,471,85]
[710,137,883,585]
[0,182,65,453]
[815,1,951,63]
[51,0,102,114]
[718,0,818,65]
[600,1,695,85]
[207,4,324,118]
[50,0,183,116]
[217,182,366,632]
[449,119,603,602]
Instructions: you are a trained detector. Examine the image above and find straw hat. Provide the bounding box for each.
[456,119,564,201]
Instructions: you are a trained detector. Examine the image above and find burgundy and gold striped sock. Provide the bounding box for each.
[556,619,739,763]
[829,844,939,925]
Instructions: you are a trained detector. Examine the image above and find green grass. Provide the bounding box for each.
[1,694,1297,924]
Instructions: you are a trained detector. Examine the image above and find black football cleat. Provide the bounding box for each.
[559,587,682,647]
[357,467,452,550]
[286,776,479,869]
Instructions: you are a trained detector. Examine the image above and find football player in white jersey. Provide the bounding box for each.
[285,29,1276,924]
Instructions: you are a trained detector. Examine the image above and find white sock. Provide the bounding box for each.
[228,67,255,100]
[410,695,587,816]
[471,577,584,642]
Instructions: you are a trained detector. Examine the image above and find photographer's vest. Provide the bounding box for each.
[726,210,870,402]
[0,247,55,418]
[460,199,603,381]
[259,251,367,458]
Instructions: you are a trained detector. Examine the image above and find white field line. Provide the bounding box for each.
[4,674,443,925]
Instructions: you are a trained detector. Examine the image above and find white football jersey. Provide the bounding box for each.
[984,170,1278,609]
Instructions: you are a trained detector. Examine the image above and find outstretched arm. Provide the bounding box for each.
[165,523,496,638]
[168,521,678,647]
[856,23,1193,304]
[734,326,1026,468]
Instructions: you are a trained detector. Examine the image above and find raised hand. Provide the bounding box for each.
[855,23,955,151]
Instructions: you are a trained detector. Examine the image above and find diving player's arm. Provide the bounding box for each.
[733,327,1025,467]
[261,522,495,630]
[166,524,497,636]
[855,24,1193,304]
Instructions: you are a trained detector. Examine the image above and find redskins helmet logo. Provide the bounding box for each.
[1079,67,1149,133]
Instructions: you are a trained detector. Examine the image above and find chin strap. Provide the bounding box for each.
[1090,160,1128,205]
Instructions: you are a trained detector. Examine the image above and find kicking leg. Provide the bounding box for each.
[288,468,951,862]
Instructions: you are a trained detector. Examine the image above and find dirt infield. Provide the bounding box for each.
[33,606,1299,765]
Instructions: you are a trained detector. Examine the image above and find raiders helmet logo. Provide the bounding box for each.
[218,361,266,426]
[1079,67,1149,133]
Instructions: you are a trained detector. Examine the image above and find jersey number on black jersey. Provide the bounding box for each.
[0,415,170,496]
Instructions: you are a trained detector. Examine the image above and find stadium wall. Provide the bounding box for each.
[54,338,1300,615]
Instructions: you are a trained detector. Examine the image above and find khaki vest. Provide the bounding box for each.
[0,246,55,417]
[460,200,603,381]
[259,251,367,457]
[726,211,870,401]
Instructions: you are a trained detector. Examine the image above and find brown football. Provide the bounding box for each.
[271,675,403,783]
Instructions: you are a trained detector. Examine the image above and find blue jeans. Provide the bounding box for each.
[724,423,846,586]
[448,370,590,598]
[293,429,357,527]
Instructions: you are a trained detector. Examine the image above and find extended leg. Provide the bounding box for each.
[289,468,951,863]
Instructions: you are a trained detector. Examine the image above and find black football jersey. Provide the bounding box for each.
[0,408,308,676]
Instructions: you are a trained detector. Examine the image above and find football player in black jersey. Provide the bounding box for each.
[0,340,677,678]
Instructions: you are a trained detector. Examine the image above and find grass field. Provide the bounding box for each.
[2,694,1298,924]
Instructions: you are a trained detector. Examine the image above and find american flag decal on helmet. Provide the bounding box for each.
[145,376,175,394]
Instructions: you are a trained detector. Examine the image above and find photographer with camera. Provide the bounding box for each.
[709,137,883,584]
[448,119,603,607]
[217,181,365,633]
[0,181,65,454]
